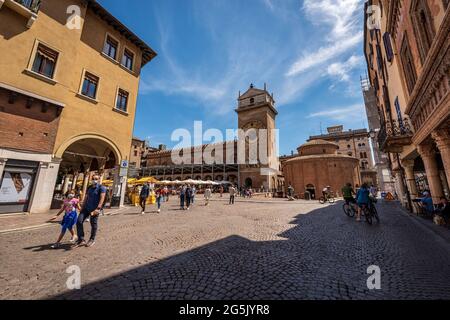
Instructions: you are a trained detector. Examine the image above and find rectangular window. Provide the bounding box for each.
[116,89,129,112]
[400,34,417,94]
[103,35,118,60]
[121,49,134,71]
[383,32,394,62]
[81,72,99,99]
[32,44,58,79]
[376,44,383,73]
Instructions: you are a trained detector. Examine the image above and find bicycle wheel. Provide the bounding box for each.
[372,206,380,223]
[319,197,326,204]
[365,208,373,225]
[328,197,335,204]
[349,206,356,217]
[343,204,352,217]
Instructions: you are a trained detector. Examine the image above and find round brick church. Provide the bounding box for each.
[282,139,360,199]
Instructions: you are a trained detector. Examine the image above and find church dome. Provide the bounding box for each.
[297,139,339,156]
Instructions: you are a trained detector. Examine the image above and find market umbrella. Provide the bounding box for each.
[135,177,160,184]
[102,179,114,186]
[127,178,137,184]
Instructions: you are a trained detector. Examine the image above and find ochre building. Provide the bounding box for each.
[282,140,360,199]
[0,0,156,213]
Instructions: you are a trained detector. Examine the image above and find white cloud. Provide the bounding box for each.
[302,0,363,41]
[327,55,364,81]
[286,33,362,76]
[286,0,364,77]
[307,104,365,120]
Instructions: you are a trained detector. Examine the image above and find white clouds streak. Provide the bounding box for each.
[307,104,365,120]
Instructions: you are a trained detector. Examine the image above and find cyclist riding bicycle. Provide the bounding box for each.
[342,183,357,208]
[356,183,370,222]
[322,186,331,199]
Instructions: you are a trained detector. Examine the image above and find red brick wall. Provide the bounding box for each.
[0,89,60,154]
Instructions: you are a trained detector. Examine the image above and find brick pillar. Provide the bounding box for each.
[432,128,450,191]
[417,144,444,204]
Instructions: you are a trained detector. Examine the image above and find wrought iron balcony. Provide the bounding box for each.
[377,117,414,153]
[14,0,40,13]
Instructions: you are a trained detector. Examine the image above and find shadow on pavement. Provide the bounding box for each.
[50,201,450,300]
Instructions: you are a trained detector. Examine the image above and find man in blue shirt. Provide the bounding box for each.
[75,174,106,248]
[421,191,434,215]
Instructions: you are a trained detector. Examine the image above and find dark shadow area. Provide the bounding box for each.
[50,201,450,300]
[0,7,29,39]
[24,242,73,252]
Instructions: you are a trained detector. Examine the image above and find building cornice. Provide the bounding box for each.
[405,9,450,121]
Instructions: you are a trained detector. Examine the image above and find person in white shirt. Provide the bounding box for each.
[204,187,212,206]
[229,186,236,205]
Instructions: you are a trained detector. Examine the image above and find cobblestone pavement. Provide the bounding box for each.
[1,198,450,300]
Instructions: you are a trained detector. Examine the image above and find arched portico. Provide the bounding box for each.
[52,134,126,208]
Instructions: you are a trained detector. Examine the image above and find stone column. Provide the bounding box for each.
[82,171,91,202]
[73,172,80,191]
[432,128,450,191]
[62,174,71,194]
[402,160,418,199]
[393,169,406,205]
[417,144,444,204]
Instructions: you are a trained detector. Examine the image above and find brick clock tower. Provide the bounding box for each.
[235,84,281,191]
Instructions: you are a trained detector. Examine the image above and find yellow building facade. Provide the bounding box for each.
[0,0,156,213]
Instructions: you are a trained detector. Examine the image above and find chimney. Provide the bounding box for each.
[159,144,167,151]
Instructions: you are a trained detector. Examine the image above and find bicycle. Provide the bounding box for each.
[319,193,335,204]
[343,201,357,217]
[362,198,380,225]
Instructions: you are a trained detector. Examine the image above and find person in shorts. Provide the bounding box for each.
[49,190,81,248]
[342,183,356,207]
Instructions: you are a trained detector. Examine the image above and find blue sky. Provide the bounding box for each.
[99,0,369,155]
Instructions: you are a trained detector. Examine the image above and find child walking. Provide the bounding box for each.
[49,190,80,248]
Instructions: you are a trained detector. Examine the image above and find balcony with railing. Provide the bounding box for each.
[0,0,41,28]
[377,117,414,153]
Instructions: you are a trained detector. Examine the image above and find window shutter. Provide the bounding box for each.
[383,32,394,62]
[37,44,58,61]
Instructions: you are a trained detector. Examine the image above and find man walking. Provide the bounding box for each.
[229,185,236,205]
[75,174,106,248]
[204,186,212,206]
[140,182,150,215]
[185,185,193,210]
